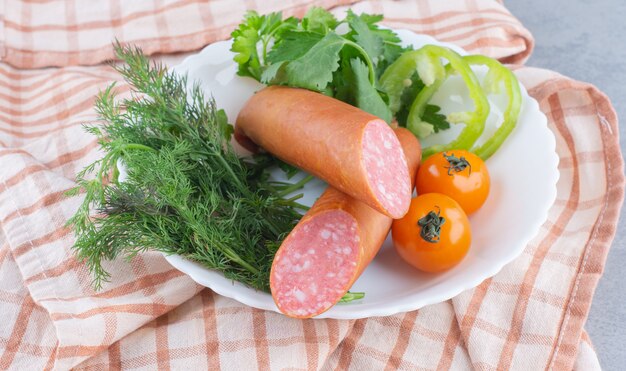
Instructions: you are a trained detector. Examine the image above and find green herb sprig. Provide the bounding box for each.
[231,8,522,161]
[66,43,305,291]
[231,8,409,123]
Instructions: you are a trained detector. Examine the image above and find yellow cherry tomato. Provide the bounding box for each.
[416,150,490,215]
[392,193,471,273]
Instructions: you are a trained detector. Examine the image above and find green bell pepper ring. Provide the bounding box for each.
[379,45,490,159]
[405,74,445,138]
[379,51,429,114]
[463,55,522,160]
[410,46,490,158]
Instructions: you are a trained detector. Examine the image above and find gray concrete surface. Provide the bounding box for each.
[506,1,626,369]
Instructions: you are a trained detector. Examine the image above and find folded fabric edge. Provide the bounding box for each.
[0,0,534,69]
[525,75,624,370]
[0,0,358,69]
[550,81,623,370]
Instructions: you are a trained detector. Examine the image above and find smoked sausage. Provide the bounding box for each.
[235,86,412,218]
[270,128,421,318]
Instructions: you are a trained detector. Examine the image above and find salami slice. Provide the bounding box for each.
[270,128,421,318]
[235,86,412,218]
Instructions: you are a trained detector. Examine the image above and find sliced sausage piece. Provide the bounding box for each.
[270,128,421,318]
[235,86,411,218]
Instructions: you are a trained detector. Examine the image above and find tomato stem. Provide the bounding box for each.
[417,207,446,243]
[443,152,472,176]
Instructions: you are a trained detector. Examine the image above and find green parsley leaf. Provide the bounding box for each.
[376,43,407,79]
[232,9,410,127]
[230,11,296,80]
[302,7,339,34]
[353,12,407,77]
[346,10,384,63]
[349,58,392,122]
[422,104,450,133]
[283,32,346,91]
[262,30,325,84]
[260,61,285,84]
[266,31,324,64]
[395,72,450,133]
[396,72,424,127]
[357,13,401,43]
[231,24,262,79]
[333,47,362,102]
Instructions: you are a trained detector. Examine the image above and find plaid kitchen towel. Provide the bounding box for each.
[0,0,622,370]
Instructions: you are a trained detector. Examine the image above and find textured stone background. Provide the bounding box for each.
[506,1,626,368]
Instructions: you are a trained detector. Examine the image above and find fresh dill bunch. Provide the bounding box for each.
[66,42,305,291]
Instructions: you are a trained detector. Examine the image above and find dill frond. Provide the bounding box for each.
[67,42,304,291]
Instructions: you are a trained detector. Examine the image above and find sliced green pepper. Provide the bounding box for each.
[411,46,490,158]
[463,55,522,160]
[379,51,425,114]
[405,75,445,138]
[380,45,490,159]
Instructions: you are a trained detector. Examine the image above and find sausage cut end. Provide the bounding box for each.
[362,120,412,218]
[270,210,360,318]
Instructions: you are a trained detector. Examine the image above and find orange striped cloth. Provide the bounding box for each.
[0,0,622,369]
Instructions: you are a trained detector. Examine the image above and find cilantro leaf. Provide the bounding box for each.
[358,13,401,43]
[396,73,423,127]
[267,31,324,63]
[263,31,324,84]
[352,12,406,77]
[333,48,362,103]
[231,24,262,79]
[346,10,384,63]
[283,32,346,91]
[232,9,410,128]
[260,61,285,84]
[302,7,338,34]
[349,58,392,122]
[376,43,407,79]
[422,104,450,133]
[395,72,450,132]
[230,11,296,80]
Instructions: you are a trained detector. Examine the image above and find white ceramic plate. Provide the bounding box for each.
[163,30,559,319]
